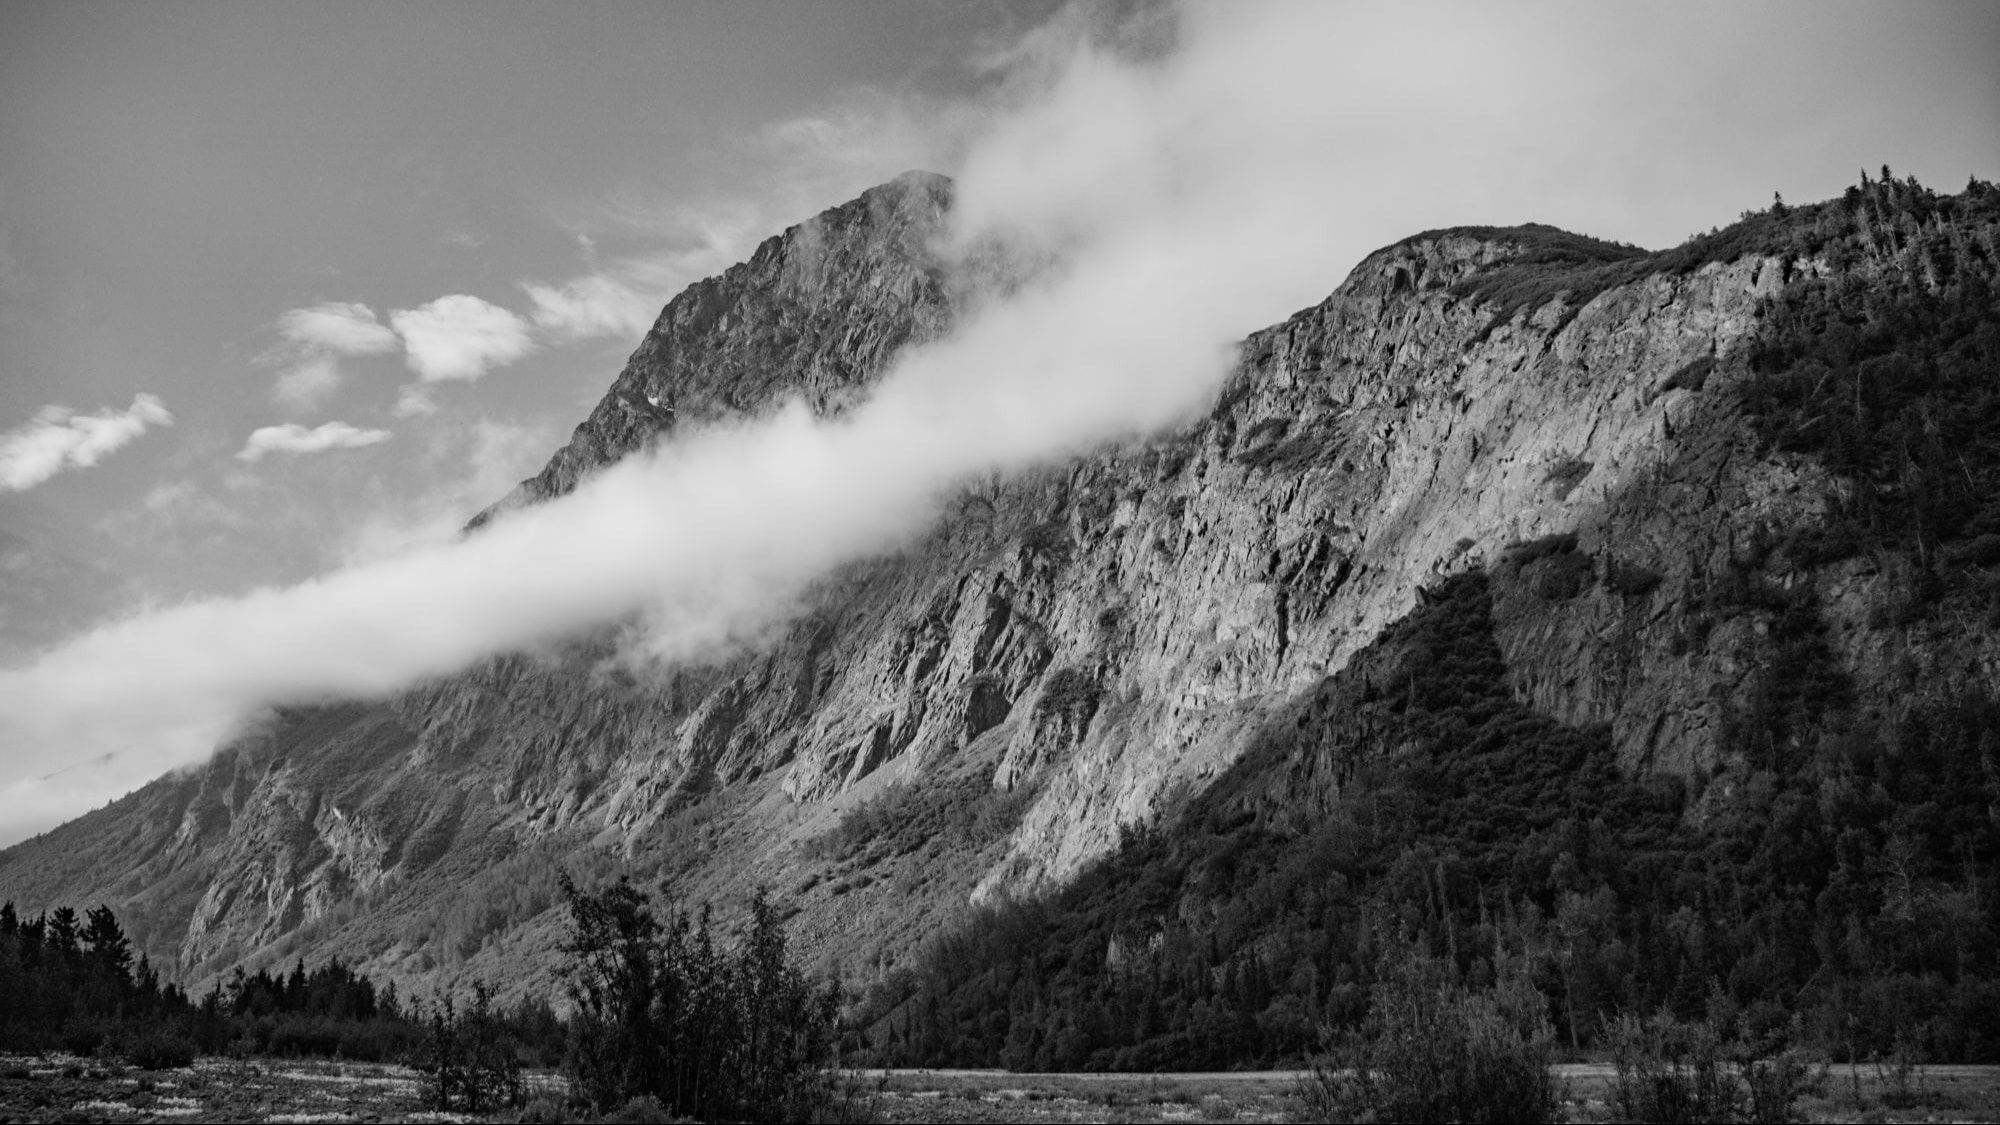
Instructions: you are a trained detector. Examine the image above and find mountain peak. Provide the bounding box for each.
[477,173,959,521]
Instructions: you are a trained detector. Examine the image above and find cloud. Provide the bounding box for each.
[0,394,173,493]
[261,302,399,412]
[2,0,1976,839]
[389,295,535,383]
[523,275,656,342]
[270,355,342,412]
[516,86,976,353]
[336,416,555,565]
[238,421,392,462]
[278,302,400,356]
[0,2,1383,835]
[141,479,248,527]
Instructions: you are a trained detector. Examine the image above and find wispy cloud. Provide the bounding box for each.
[515,87,974,353]
[278,302,400,356]
[336,415,554,565]
[3,3,1318,833]
[261,302,400,411]
[389,295,535,384]
[0,394,173,493]
[141,479,248,527]
[2,0,1932,840]
[270,355,342,412]
[522,275,656,342]
[238,421,392,463]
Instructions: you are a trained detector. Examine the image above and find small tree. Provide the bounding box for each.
[81,906,133,988]
[557,875,850,1122]
[732,891,842,1120]
[412,982,524,1112]
[1297,946,1565,1124]
[560,875,668,1112]
[1608,1012,1822,1124]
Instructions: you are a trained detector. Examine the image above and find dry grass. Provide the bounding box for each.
[869,1070,1302,1124]
[870,1065,2000,1125]
[7,1056,1998,1122]
[0,1053,561,1124]
[1556,1061,2000,1124]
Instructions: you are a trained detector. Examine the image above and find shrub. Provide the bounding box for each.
[1018,518,1071,562]
[1506,531,1579,567]
[1662,355,1717,395]
[598,1095,677,1123]
[1035,667,1102,724]
[1545,456,1593,499]
[1873,1033,1930,1110]
[1609,1013,1741,1123]
[1605,557,1665,596]
[412,982,525,1113]
[1295,950,1564,1124]
[1741,1049,1820,1124]
[1606,1012,1820,1123]
[59,1018,109,1057]
[121,1030,197,1070]
[1508,533,1593,599]
[558,875,861,1123]
[510,1094,575,1123]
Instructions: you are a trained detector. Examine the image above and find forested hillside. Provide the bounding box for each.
[850,172,2000,1069]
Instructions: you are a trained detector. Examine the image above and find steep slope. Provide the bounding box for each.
[0,171,963,987]
[849,174,2000,1068]
[4,174,1995,1026]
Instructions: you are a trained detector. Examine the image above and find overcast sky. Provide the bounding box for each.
[0,1,1995,844]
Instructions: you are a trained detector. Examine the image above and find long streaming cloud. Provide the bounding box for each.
[0,1,1911,839]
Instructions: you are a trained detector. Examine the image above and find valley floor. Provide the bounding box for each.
[0,1055,558,1123]
[869,1066,2000,1124]
[3,1056,1996,1122]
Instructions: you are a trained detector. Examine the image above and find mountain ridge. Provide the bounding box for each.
[4,173,1995,1036]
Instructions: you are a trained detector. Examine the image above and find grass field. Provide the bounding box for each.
[0,1054,562,1123]
[4,1056,1998,1122]
[867,1065,2000,1124]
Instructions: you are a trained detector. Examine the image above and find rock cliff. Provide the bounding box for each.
[4,173,1993,1004]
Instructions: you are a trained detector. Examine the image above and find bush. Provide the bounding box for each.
[59,1018,110,1057]
[1609,1012,1820,1123]
[1605,557,1665,596]
[510,1094,576,1123]
[1742,1049,1820,1124]
[412,982,525,1113]
[1662,355,1717,395]
[1035,667,1102,723]
[558,875,862,1123]
[597,1095,678,1123]
[1295,950,1564,1124]
[1018,518,1070,562]
[121,1030,197,1070]
[1545,456,1593,500]
[1610,1013,1742,1123]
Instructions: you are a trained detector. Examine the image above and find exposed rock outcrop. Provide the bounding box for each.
[5,175,1991,1003]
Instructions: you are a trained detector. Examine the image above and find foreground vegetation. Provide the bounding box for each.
[4,1053,1999,1123]
[2,874,861,1122]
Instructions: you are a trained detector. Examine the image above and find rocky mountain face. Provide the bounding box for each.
[4,173,1995,1008]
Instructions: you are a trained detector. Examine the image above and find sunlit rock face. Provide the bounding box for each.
[2,175,1967,1001]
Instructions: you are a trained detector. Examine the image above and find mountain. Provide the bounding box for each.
[4,172,1997,1063]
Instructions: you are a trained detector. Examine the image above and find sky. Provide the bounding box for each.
[0,1,1995,845]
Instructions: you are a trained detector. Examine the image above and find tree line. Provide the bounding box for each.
[1,879,859,1121]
